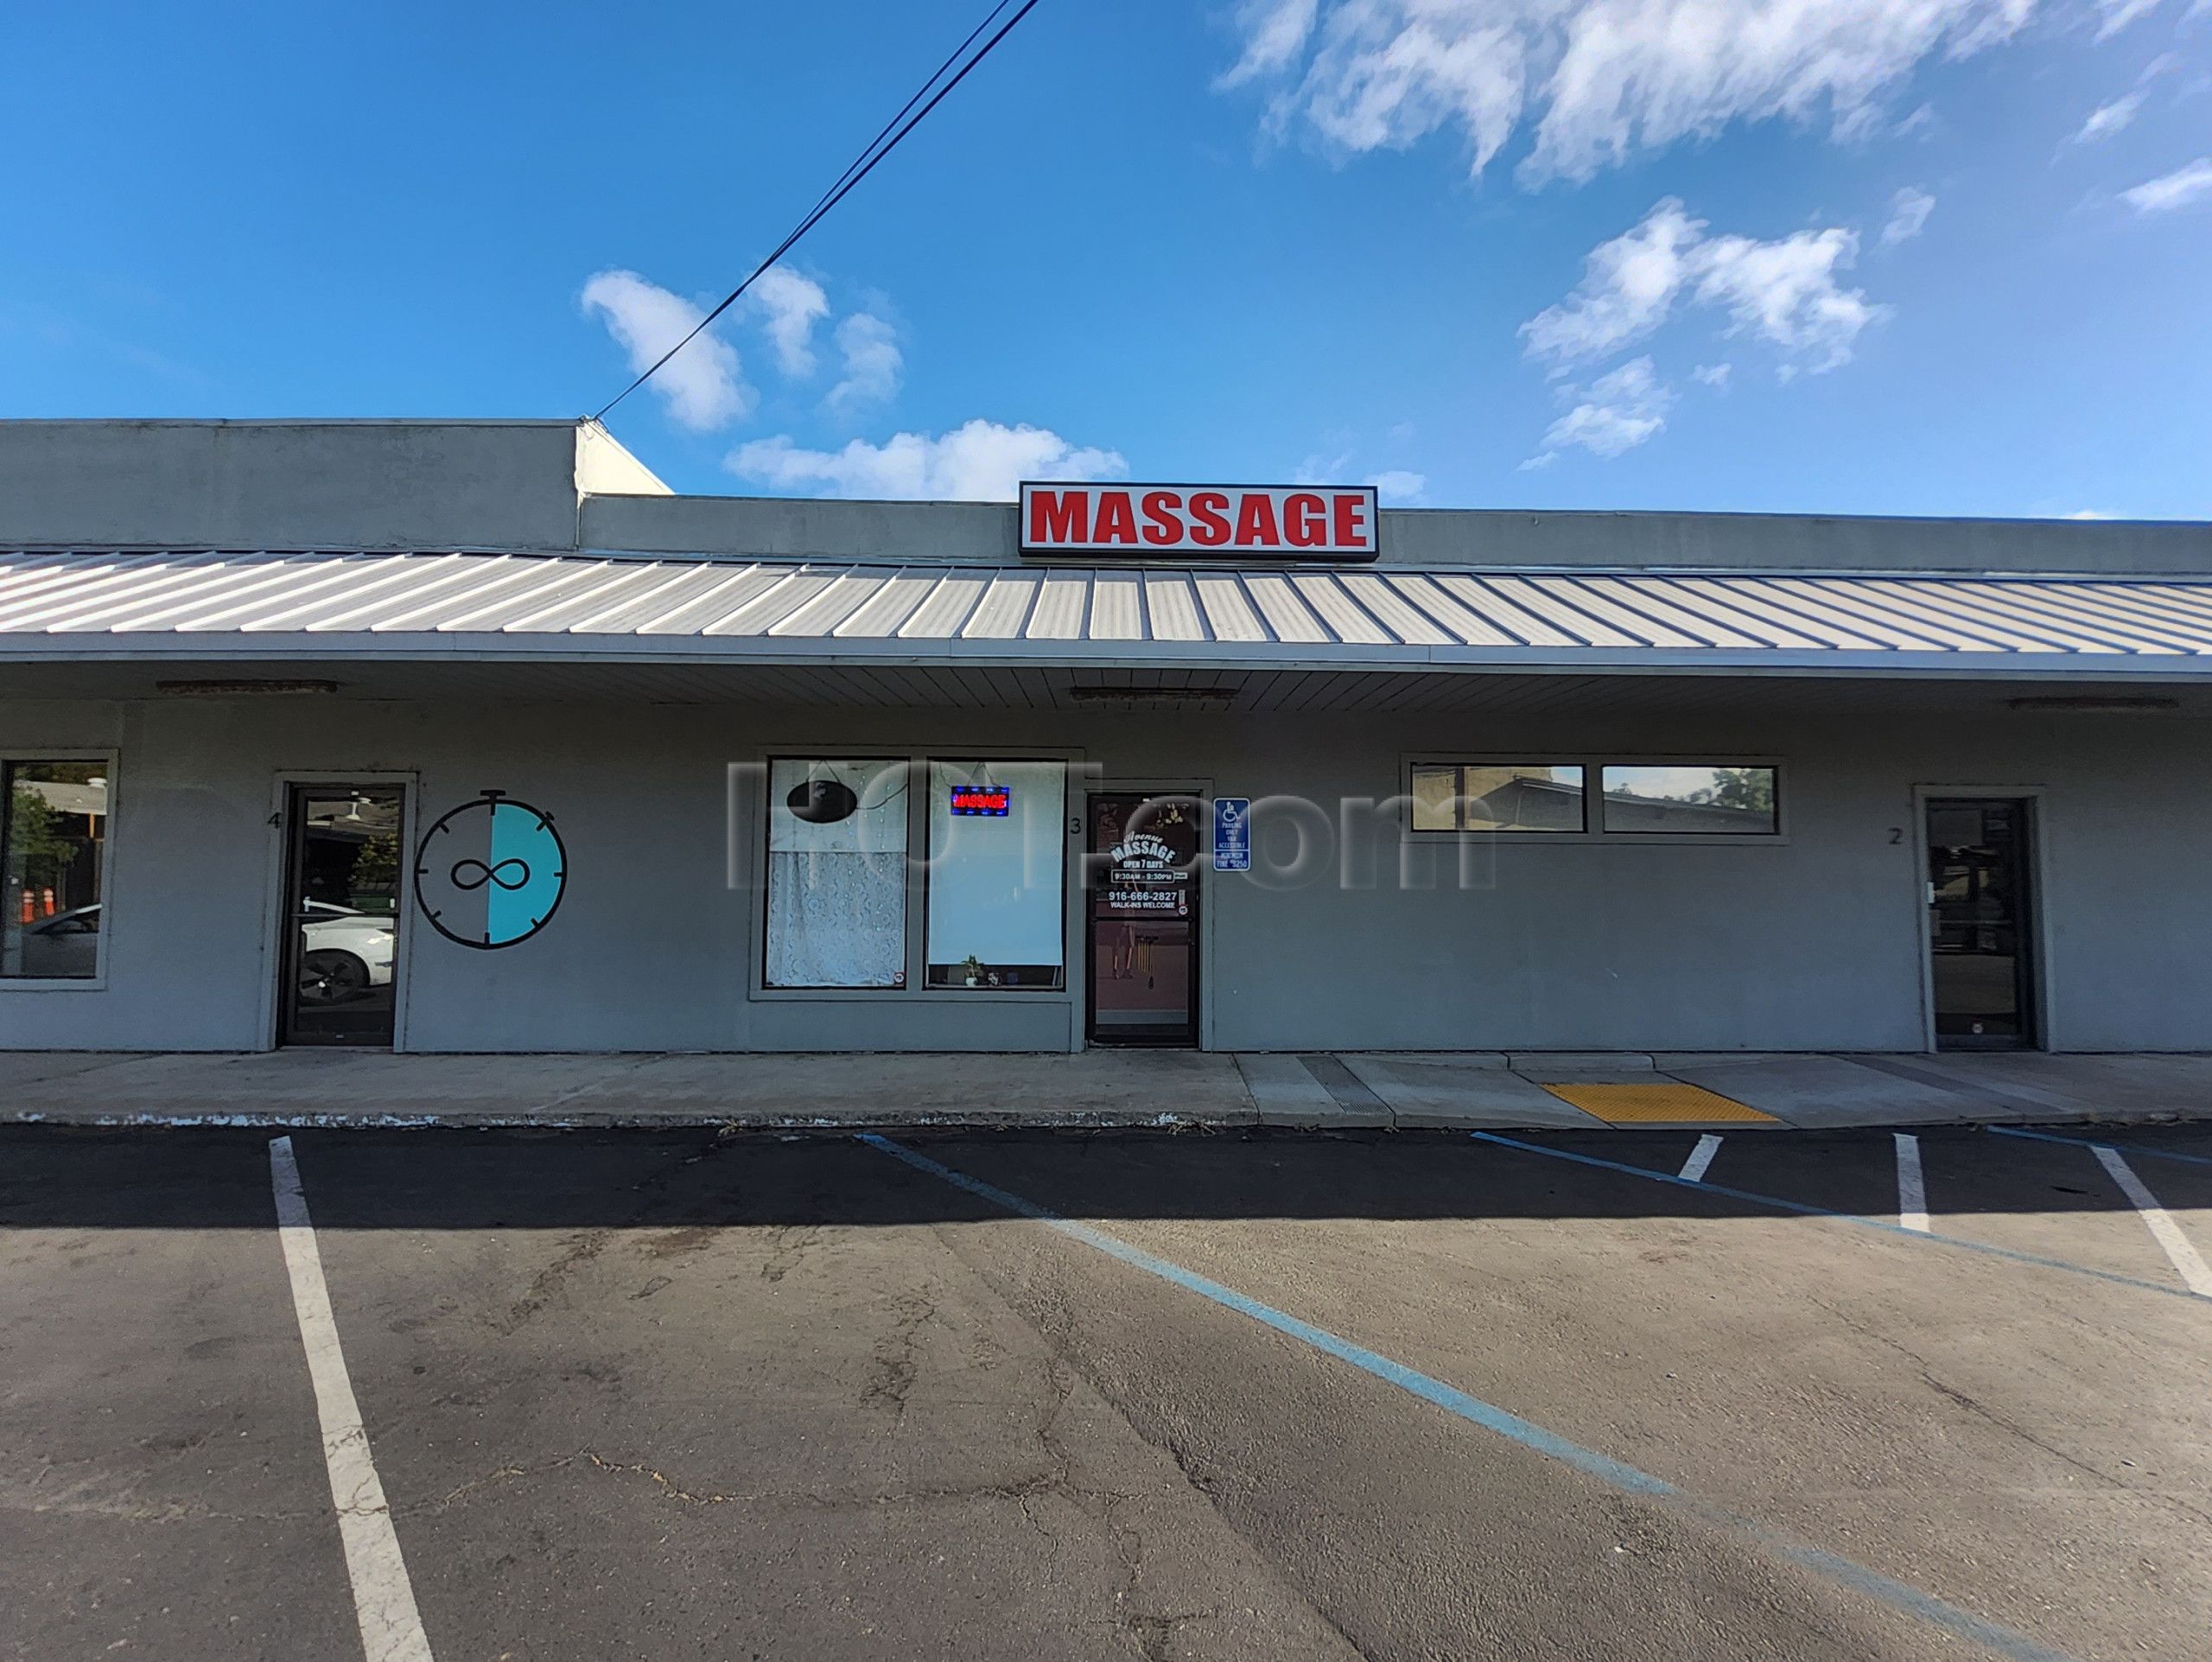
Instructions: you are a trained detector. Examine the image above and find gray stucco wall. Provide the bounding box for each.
[3,692,2207,1054]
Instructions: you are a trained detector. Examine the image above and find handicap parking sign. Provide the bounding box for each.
[1213,797,1251,872]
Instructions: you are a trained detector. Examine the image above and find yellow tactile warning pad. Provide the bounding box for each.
[1540,1082,1777,1124]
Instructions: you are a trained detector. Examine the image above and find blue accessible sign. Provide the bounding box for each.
[1213,797,1251,872]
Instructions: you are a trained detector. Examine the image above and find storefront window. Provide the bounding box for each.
[1600,766,1779,834]
[1411,763,1586,831]
[925,760,1066,990]
[765,759,909,988]
[3,759,111,979]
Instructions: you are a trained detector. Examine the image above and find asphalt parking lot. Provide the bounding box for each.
[4,1123,2210,1662]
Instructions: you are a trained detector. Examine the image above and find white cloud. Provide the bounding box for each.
[1881,185,1936,245]
[2063,508,2118,519]
[1219,1,2036,185]
[727,420,1126,501]
[748,268,830,378]
[1217,0,1319,88]
[2071,90,2145,143]
[580,270,751,430]
[1692,361,1732,387]
[2095,0,2175,38]
[2122,156,2212,212]
[1367,468,1427,501]
[1522,200,1886,374]
[1526,356,1675,466]
[1694,226,1886,371]
[1519,200,1704,361]
[827,313,904,412]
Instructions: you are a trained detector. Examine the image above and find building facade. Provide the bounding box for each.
[3,419,2209,1057]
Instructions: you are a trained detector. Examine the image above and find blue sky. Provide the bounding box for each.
[7,1,2209,518]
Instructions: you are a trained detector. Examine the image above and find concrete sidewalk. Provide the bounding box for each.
[3,1046,2210,1130]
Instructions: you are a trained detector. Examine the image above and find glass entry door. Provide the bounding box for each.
[278,785,405,1047]
[1926,798,2037,1049]
[1086,793,1199,1047]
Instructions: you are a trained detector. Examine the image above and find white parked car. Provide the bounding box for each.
[16,898,395,997]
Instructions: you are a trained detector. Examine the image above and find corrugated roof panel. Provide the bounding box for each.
[1338,574,1452,646]
[1382,574,1525,648]
[1089,576,1143,640]
[500,564,666,634]
[1193,575,1267,642]
[1026,573,1090,640]
[835,571,938,639]
[896,572,988,639]
[1850,578,2093,653]
[702,570,832,636]
[767,570,888,638]
[632,565,785,635]
[1948,580,2182,654]
[62,559,309,637]
[1290,574,1390,644]
[434,562,621,634]
[7,549,2212,672]
[959,574,1039,640]
[368,559,539,633]
[1142,575,1208,641]
[286,557,484,633]
[1466,576,1642,647]
[1570,575,1770,649]
[2,552,234,632]
[170,554,396,632]
[1240,575,1329,644]
[560,564,741,634]
[1660,576,1887,650]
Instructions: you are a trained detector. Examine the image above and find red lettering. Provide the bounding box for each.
[1283,493,1327,548]
[1028,488,1088,545]
[1091,490,1138,545]
[1188,492,1231,546]
[1141,490,1184,546]
[1332,493,1369,551]
[1234,493,1280,547]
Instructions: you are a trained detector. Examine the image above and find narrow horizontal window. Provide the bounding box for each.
[3,759,112,979]
[1599,766,1778,835]
[925,760,1066,990]
[1411,764,1586,832]
[764,759,910,988]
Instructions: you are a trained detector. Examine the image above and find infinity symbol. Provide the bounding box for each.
[449,857,531,891]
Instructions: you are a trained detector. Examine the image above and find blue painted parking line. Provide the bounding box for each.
[1467,1131,2212,1305]
[859,1132,2080,1662]
[1988,1124,2212,1168]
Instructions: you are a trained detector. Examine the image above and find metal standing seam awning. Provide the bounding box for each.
[8,548,2212,678]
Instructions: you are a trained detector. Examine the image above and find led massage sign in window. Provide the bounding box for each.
[949,784,1011,817]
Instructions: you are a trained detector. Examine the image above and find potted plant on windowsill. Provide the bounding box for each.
[961,954,985,987]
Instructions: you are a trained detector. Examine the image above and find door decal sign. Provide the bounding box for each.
[414,792,567,949]
[1213,797,1250,872]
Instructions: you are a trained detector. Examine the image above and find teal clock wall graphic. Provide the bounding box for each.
[413,793,567,950]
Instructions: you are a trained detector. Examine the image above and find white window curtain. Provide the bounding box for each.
[765,760,909,988]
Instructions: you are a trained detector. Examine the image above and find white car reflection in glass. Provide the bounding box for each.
[293,901,397,1004]
[20,899,397,995]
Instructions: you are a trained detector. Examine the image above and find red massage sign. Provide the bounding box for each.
[1020,483,1380,562]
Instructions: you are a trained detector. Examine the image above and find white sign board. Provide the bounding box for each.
[1020,483,1380,561]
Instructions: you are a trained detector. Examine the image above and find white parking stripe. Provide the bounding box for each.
[1678,1134,1722,1183]
[269,1137,435,1662]
[2092,1144,2212,1296]
[1894,1133,1930,1232]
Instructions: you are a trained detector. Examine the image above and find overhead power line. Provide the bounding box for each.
[593,0,1046,423]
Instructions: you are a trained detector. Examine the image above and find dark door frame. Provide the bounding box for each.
[1916,786,2046,1053]
[1084,790,1203,1049]
[271,777,414,1050]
